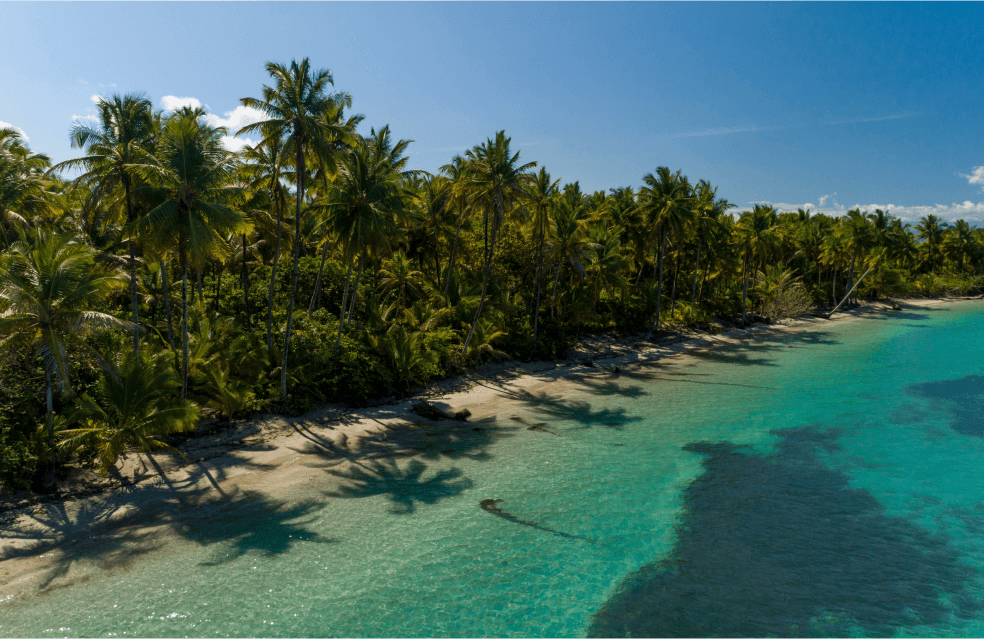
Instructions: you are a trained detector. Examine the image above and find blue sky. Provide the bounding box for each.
[2,2,984,222]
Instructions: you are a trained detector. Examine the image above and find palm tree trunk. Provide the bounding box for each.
[346,258,364,322]
[551,264,561,317]
[266,195,283,352]
[280,149,304,402]
[530,213,548,358]
[181,265,189,399]
[213,266,222,312]
[443,217,463,297]
[648,228,668,335]
[741,253,750,326]
[832,268,838,305]
[335,255,354,350]
[123,178,140,354]
[196,270,204,306]
[462,219,500,355]
[45,368,54,441]
[242,235,252,330]
[309,240,330,317]
[160,259,176,351]
[669,254,679,319]
[847,249,857,306]
[690,241,702,303]
[128,239,140,353]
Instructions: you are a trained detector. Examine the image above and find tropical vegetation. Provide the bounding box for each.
[2,58,983,490]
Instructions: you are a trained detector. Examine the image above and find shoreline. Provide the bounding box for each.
[1,295,981,598]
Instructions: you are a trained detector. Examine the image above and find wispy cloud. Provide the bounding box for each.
[0,121,28,141]
[71,115,99,124]
[664,112,921,140]
[817,193,834,207]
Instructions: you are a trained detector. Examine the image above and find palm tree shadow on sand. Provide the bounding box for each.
[324,458,473,515]
[588,425,980,638]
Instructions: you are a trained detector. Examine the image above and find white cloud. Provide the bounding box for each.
[71,114,99,124]
[220,135,259,152]
[750,199,984,224]
[205,105,265,133]
[90,94,101,104]
[817,193,834,207]
[960,166,984,190]
[161,95,203,112]
[0,121,28,141]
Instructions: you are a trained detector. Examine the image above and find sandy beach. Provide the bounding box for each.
[1,296,980,601]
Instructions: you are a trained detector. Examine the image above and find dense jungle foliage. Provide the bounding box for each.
[2,58,983,490]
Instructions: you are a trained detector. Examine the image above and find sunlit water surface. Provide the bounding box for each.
[2,304,984,637]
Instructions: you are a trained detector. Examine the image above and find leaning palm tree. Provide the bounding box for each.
[238,58,353,400]
[0,229,133,439]
[637,167,692,334]
[51,94,155,353]
[134,112,249,398]
[59,352,199,477]
[459,131,536,355]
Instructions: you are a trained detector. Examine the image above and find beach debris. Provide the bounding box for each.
[410,401,470,422]
[891,303,901,310]
[580,359,599,368]
[479,498,595,541]
[510,415,560,435]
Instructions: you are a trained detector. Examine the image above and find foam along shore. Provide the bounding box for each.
[0,295,979,598]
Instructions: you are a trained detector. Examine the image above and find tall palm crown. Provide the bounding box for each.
[51,93,155,352]
[459,131,536,354]
[0,127,52,231]
[135,112,248,397]
[638,167,692,333]
[915,214,949,273]
[238,58,352,401]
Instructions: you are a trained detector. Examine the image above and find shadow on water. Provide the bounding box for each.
[324,458,473,514]
[588,425,979,638]
[908,375,984,437]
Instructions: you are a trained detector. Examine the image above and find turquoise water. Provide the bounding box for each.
[2,303,984,637]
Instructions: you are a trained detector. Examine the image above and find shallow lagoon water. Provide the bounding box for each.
[2,303,984,637]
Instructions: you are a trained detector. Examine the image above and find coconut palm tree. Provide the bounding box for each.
[525,167,559,356]
[459,131,535,355]
[637,167,692,334]
[547,190,598,317]
[690,181,732,303]
[0,127,51,239]
[134,112,248,398]
[238,58,352,400]
[840,209,877,304]
[378,252,424,307]
[915,214,949,274]
[0,229,133,439]
[51,94,155,353]
[319,134,405,349]
[735,204,780,324]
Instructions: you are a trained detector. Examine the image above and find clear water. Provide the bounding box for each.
[2,304,984,637]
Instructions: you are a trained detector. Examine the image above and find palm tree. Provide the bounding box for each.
[690,181,732,303]
[637,167,692,334]
[59,352,199,477]
[525,167,559,356]
[459,131,536,355]
[134,112,248,398]
[320,132,406,349]
[51,94,155,353]
[0,230,132,438]
[238,58,352,400]
[547,190,597,317]
[915,214,949,274]
[0,127,51,239]
[378,252,425,307]
[943,219,974,272]
[840,209,877,304]
[735,204,780,324]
